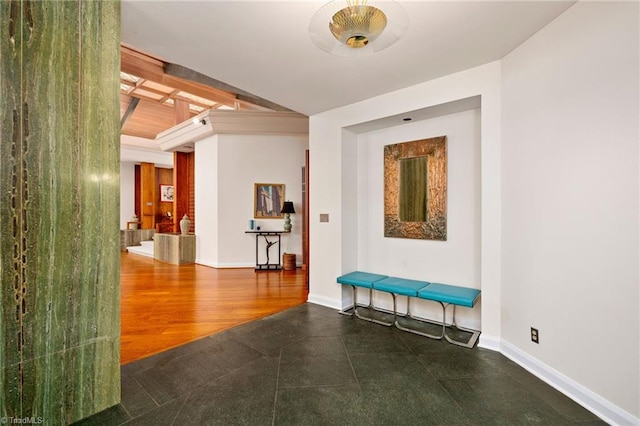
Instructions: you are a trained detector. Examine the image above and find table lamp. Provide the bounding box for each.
[281,201,296,232]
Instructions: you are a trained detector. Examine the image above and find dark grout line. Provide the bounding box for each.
[275,382,357,390]
[134,374,162,408]
[340,323,363,393]
[168,396,188,426]
[271,350,282,426]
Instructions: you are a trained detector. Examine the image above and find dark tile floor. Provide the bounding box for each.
[75,303,606,425]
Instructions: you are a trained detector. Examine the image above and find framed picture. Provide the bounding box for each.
[160,185,174,202]
[254,183,285,218]
[384,136,447,240]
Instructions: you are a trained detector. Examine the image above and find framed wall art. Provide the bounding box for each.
[254,183,285,218]
[160,185,174,202]
[384,136,447,240]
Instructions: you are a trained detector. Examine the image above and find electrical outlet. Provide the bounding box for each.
[531,327,539,344]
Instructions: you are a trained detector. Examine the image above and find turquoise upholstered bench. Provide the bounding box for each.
[337,272,481,348]
[414,282,481,348]
[372,276,431,331]
[336,271,392,326]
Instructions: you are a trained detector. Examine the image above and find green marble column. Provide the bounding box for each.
[1,1,121,424]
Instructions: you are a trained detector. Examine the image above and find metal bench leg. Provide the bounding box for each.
[351,286,393,326]
[394,296,444,340]
[406,296,418,319]
[339,285,357,317]
[442,304,481,349]
[404,299,453,327]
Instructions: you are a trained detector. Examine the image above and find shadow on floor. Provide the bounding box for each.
[74,303,605,425]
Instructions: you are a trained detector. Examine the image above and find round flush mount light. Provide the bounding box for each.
[330,4,387,49]
[309,0,409,57]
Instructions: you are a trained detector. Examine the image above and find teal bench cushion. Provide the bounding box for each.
[337,271,388,289]
[417,283,480,308]
[374,277,430,297]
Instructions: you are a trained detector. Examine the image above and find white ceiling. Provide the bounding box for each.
[121,1,575,116]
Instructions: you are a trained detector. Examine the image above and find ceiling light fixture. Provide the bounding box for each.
[309,0,408,57]
[192,117,206,126]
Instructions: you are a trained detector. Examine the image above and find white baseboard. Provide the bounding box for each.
[214,262,255,268]
[195,258,217,268]
[500,339,639,426]
[193,260,305,269]
[477,334,501,351]
[307,293,342,310]
[194,259,254,269]
[126,245,154,258]
[305,298,637,424]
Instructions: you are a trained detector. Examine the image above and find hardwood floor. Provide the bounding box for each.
[120,252,308,364]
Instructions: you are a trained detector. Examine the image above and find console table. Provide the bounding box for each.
[245,231,289,271]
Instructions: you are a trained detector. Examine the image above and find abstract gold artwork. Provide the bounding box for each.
[384,136,447,240]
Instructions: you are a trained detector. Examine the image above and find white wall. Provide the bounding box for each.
[120,144,173,168]
[355,109,482,328]
[501,1,639,421]
[309,61,502,337]
[309,2,639,422]
[120,162,136,229]
[195,134,220,265]
[195,134,308,267]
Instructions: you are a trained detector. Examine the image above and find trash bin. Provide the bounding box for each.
[283,253,296,270]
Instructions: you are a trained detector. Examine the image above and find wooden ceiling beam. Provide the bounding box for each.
[164,63,291,112]
[161,74,239,109]
[121,46,164,82]
[159,89,181,104]
[172,94,214,110]
[130,83,171,98]
[174,99,190,125]
[119,44,297,139]
[126,86,225,111]
[122,45,241,109]
[126,92,166,104]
